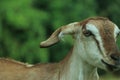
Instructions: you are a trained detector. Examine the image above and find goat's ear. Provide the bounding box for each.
[40,22,80,48]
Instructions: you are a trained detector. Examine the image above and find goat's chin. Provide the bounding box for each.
[101,60,120,71]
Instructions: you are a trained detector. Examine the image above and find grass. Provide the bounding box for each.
[100,74,120,80]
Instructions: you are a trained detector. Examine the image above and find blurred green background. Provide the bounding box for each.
[0,0,120,79]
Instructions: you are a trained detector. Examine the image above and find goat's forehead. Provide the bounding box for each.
[85,20,119,34]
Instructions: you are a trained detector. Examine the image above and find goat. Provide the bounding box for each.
[0,17,120,80]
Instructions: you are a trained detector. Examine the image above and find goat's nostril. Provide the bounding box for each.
[110,54,119,61]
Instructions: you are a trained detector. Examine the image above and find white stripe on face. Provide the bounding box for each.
[114,24,120,41]
[86,23,106,56]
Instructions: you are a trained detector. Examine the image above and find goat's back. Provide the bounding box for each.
[0,58,60,80]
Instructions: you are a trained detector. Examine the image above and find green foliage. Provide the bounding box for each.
[48,0,97,29]
[96,0,120,26]
[0,0,120,65]
[1,0,49,63]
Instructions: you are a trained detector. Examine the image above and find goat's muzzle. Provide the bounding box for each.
[102,51,120,71]
[102,59,120,71]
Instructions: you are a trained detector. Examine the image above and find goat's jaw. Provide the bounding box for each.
[101,59,120,71]
[101,53,120,71]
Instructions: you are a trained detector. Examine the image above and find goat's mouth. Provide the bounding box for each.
[101,60,120,71]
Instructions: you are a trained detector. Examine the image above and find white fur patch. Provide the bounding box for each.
[25,63,34,67]
[58,32,65,41]
[86,24,99,35]
[114,24,120,39]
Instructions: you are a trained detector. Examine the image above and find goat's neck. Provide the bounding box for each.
[59,44,99,80]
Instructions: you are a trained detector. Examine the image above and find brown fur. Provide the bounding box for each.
[0,48,73,80]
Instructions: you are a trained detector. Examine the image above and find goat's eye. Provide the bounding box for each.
[83,30,93,37]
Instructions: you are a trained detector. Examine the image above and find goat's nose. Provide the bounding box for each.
[110,54,120,64]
